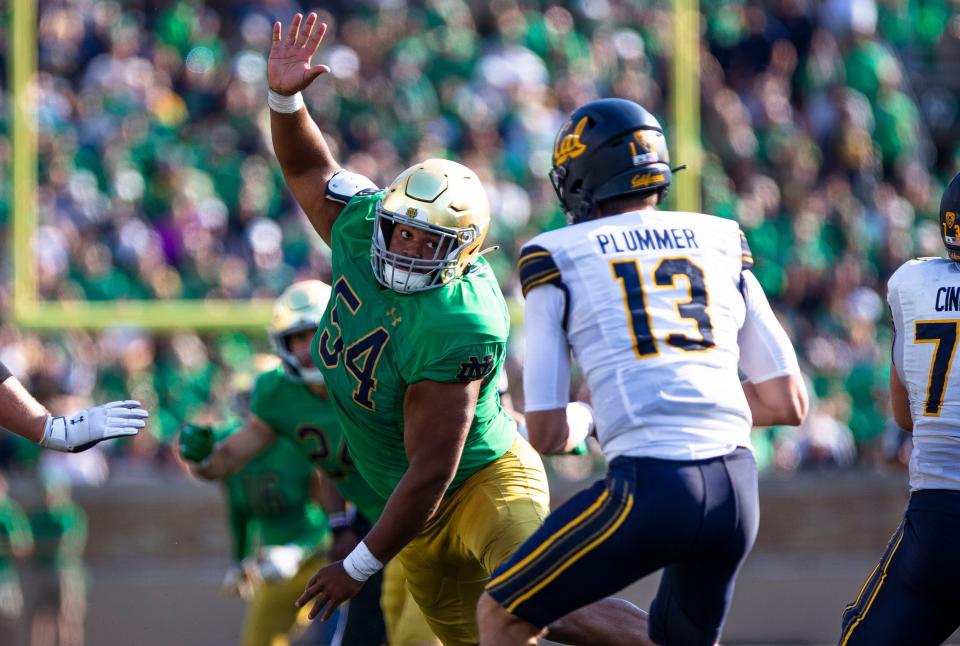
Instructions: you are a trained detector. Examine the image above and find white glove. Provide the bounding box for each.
[40,400,148,453]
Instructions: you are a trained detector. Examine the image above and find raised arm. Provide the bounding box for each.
[268,13,344,245]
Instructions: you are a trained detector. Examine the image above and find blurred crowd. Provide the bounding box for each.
[1,0,959,480]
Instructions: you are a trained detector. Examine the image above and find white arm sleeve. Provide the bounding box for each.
[522,284,571,412]
[738,270,801,383]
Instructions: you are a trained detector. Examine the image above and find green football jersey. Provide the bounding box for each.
[310,191,516,501]
[251,366,385,523]
[28,502,86,570]
[221,425,329,559]
[0,498,32,575]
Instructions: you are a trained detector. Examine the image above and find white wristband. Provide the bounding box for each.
[39,415,68,451]
[268,89,304,114]
[341,541,383,583]
[566,401,595,446]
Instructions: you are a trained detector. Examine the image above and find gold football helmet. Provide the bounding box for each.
[372,158,491,293]
[269,280,331,384]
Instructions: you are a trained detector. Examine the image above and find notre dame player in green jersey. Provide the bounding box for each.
[179,281,437,646]
[211,418,330,646]
[268,12,648,646]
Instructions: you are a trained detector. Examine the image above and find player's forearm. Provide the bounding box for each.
[0,377,50,444]
[525,410,570,454]
[361,468,452,564]
[889,368,913,431]
[742,375,807,426]
[526,404,593,455]
[315,474,347,515]
[191,446,240,480]
[270,109,339,181]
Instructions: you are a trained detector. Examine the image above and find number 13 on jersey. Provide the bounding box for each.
[612,256,715,358]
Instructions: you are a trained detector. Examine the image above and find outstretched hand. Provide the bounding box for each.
[40,400,148,453]
[295,561,364,622]
[269,12,331,96]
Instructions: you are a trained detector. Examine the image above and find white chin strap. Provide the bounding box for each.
[299,366,325,385]
[383,262,432,292]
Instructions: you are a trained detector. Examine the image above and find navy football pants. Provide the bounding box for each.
[840,489,960,646]
[485,447,759,646]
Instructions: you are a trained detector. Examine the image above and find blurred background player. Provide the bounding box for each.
[479,98,808,645]
[25,480,87,646]
[179,281,437,646]
[0,474,32,645]
[0,362,147,454]
[183,414,332,646]
[839,174,960,645]
[267,14,649,645]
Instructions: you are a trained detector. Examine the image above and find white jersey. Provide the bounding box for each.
[888,258,960,491]
[519,209,797,461]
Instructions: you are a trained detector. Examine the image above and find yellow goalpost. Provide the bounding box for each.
[9,0,700,331]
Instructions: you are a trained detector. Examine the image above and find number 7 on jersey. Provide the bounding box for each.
[915,320,959,416]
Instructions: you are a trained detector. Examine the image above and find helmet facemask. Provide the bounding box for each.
[270,322,325,385]
[370,158,489,294]
[269,280,331,385]
[372,203,481,293]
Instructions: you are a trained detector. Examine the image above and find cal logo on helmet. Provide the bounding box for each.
[630,130,665,166]
[631,173,666,189]
[945,211,959,244]
[548,98,678,224]
[553,116,589,166]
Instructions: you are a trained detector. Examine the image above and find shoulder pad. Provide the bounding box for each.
[518,244,564,297]
[325,170,379,205]
[887,258,928,292]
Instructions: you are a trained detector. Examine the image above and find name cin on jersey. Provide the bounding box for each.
[935,285,960,312]
[594,227,699,255]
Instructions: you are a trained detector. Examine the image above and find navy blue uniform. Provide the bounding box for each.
[485,448,759,645]
[840,258,960,645]
[840,491,960,645]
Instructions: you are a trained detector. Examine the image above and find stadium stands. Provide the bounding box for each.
[0,0,957,478]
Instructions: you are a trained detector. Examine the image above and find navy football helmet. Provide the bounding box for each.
[549,98,678,224]
[940,172,960,262]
